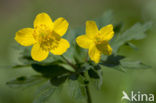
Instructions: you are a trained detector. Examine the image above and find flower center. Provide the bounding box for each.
[33,24,61,51]
[95,33,103,44]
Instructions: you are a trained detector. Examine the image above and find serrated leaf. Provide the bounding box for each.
[111,22,152,53]
[7,75,45,88]
[31,63,70,79]
[33,81,56,103]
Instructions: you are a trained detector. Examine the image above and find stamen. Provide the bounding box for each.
[95,33,103,44]
[33,24,61,51]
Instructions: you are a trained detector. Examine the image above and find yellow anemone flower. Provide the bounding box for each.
[76,21,114,63]
[15,13,70,61]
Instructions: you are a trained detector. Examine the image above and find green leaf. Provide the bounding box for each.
[113,22,123,33]
[63,28,86,64]
[120,60,151,69]
[18,47,36,65]
[33,81,56,103]
[77,63,92,73]
[88,69,100,79]
[101,55,150,71]
[111,22,152,53]
[69,73,79,80]
[50,75,68,86]
[6,75,45,88]
[96,70,103,89]
[67,80,86,99]
[125,42,138,50]
[94,64,101,70]
[59,63,75,72]
[95,10,114,28]
[91,69,103,90]
[101,55,125,67]
[12,64,31,68]
[31,63,70,79]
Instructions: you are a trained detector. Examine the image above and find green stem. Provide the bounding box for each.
[61,55,92,103]
[85,85,92,103]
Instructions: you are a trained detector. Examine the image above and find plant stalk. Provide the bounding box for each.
[61,55,92,103]
[85,85,92,103]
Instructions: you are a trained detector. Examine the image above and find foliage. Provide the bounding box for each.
[7,10,152,103]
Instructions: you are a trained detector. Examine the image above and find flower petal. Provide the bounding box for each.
[96,42,112,55]
[89,44,101,64]
[51,38,70,55]
[15,28,36,46]
[34,13,53,29]
[31,43,49,61]
[76,35,93,49]
[86,21,98,39]
[53,17,69,36]
[99,24,114,41]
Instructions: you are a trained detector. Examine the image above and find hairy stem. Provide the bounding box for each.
[85,85,92,103]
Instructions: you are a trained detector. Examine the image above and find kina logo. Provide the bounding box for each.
[121,91,155,102]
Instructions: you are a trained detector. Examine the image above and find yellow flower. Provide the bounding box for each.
[15,13,70,61]
[76,21,114,63]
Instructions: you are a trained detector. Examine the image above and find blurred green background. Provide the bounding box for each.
[0,0,156,103]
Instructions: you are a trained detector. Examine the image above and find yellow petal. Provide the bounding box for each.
[89,44,101,64]
[76,35,93,49]
[100,24,114,41]
[86,21,98,39]
[97,42,112,55]
[34,13,53,30]
[31,43,49,61]
[51,38,70,55]
[53,17,69,36]
[15,28,36,46]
